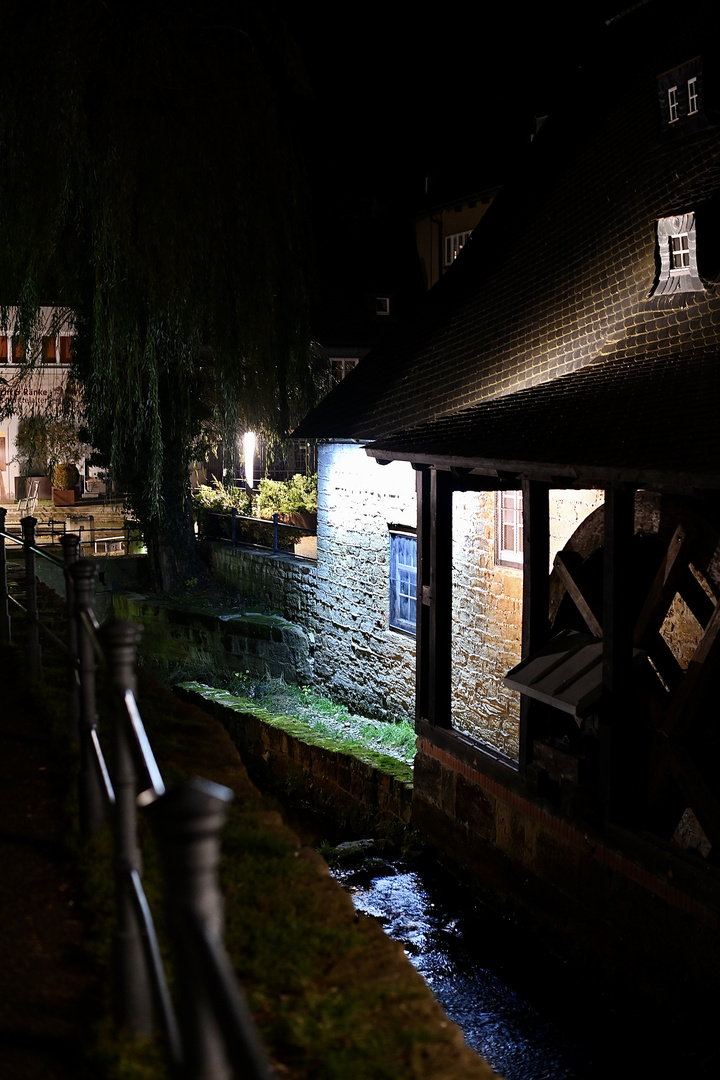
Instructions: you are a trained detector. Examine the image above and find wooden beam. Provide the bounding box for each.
[600,486,636,817]
[662,596,720,738]
[416,466,431,726]
[521,480,550,659]
[602,486,636,700]
[519,479,550,773]
[554,550,603,638]
[633,523,692,647]
[416,467,453,728]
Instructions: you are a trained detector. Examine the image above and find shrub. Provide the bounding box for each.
[256,474,317,516]
[52,462,80,489]
[192,479,252,531]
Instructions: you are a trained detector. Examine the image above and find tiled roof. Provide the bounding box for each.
[366,345,720,492]
[296,11,720,452]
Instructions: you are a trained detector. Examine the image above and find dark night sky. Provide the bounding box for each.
[286,4,620,208]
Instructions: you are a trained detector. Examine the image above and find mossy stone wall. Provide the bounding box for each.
[112,593,312,683]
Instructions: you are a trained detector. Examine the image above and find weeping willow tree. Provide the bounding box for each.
[0,0,318,589]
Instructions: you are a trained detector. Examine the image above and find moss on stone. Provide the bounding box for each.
[181,681,413,785]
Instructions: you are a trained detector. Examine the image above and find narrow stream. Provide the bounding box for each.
[329,851,696,1080]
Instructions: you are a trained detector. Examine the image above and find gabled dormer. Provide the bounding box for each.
[652,212,705,297]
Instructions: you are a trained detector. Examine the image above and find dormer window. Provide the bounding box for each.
[653,214,704,298]
[658,58,704,135]
[444,230,471,266]
[669,233,690,272]
[688,76,698,115]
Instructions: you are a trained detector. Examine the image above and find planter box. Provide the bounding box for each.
[52,486,80,506]
[15,475,52,502]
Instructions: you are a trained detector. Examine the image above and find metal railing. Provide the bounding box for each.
[0,507,273,1080]
[200,509,316,558]
[0,513,141,556]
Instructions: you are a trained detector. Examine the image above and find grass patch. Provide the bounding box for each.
[191,672,417,768]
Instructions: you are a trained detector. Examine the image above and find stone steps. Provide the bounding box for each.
[1,501,136,552]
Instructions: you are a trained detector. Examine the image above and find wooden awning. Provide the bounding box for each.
[504,629,647,721]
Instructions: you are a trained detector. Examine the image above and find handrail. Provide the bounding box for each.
[0,508,273,1079]
[200,507,316,558]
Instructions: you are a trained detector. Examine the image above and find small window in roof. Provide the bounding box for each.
[444,230,471,266]
[658,58,704,135]
[653,214,704,298]
[669,233,690,272]
[688,76,698,115]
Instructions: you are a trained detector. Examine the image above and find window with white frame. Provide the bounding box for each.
[330,357,358,383]
[375,296,390,316]
[496,490,523,568]
[653,214,704,297]
[389,530,417,635]
[688,76,698,115]
[445,231,471,266]
[669,232,690,272]
[658,58,703,132]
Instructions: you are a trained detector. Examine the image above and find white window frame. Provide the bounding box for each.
[668,85,678,123]
[669,233,690,272]
[375,296,390,316]
[389,529,417,636]
[688,76,698,115]
[330,357,358,383]
[444,230,471,266]
[653,214,703,297]
[495,490,523,568]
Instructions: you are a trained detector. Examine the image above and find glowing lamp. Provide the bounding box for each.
[243,431,256,490]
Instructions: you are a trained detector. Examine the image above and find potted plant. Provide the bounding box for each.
[13,417,52,502]
[51,461,80,506]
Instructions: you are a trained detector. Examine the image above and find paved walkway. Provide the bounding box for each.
[0,656,102,1080]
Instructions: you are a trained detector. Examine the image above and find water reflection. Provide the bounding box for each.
[332,859,596,1080]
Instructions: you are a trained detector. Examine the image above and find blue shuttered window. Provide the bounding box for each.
[389,532,417,635]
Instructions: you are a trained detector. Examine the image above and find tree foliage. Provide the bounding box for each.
[0,0,319,588]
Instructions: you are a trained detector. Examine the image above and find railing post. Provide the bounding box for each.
[21,515,41,680]
[147,779,244,1080]
[0,507,11,642]
[69,559,105,832]
[61,534,82,741]
[231,506,237,547]
[100,620,154,1038]
[273,512,278,554]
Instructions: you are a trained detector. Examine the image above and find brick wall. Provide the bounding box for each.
[413,736,720,992]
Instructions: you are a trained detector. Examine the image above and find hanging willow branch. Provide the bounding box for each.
[0,1,318,559]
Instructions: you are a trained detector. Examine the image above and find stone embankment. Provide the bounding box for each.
[176,682,414,840]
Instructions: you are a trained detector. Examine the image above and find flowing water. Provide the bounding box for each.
[330,852,696,1080]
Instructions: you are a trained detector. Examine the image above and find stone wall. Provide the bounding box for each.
[450,489,604,759]
[313,443,417,722]
[176,684,413,840]
[208,544,318,631]
[452,492,523,757]
[112,593,312,684]
[203,455,602,753]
